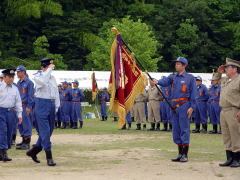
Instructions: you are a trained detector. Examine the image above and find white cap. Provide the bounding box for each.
[0,73,3,78]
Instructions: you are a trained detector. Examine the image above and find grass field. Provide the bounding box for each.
[0,107,239,180]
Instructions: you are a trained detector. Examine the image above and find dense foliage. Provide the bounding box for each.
[0,0,239,72]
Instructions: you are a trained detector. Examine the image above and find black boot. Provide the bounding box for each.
[65,122,70,129]
[136,124,141,130]
[148,123,155,131]
[143,124,146,130]
[2,150,12,161]
[131,117,134,122]
[156,123,160,131]
[16,137,31,150]
[79,121,83,129]
[11,134,16,146]
[61,122,66,129]
[54,122,58,128]
[161,123,168,131]
[180,146,189,162]
[128,123,131,129]
[45,151,56,166]
[172,145,183,162]
[16,137,24,148]
[101,116,105,121]
[230,152,240,168]
[70,122,73,128]
[105,116,108,121]
[219,150,233,167]
[57,121,61,128]
[192,123,200,133]
[209,124,218,134]
[121,124,126,130]
[72,122,78,129]
[169,123,172,131]
[26,146,42,163]
[0,149,3,161]
[200,124,207,133]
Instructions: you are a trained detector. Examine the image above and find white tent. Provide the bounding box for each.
[10,70,214,89]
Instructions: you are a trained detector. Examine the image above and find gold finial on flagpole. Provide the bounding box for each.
[111,27,119,35]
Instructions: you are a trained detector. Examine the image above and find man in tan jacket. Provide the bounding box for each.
[134,92,148,130]
[215,58,240,168]
[147,79,163,131]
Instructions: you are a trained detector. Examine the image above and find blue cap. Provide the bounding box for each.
[58,84,62,87]
[68,82,72,85]
[16,65,26,72]
[195,76,202,81]
[72,80,79,85]
[173,57,188,65]
[2,68,16,76]
[103,87,107,90]
[40,58,54,67]
[61,81,68,84]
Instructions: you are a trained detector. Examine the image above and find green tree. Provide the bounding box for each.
[6,0,63,18]
[85,16,161,71]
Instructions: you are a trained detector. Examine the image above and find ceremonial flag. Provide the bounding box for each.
[91,71,98,101]
[108,29,147,128]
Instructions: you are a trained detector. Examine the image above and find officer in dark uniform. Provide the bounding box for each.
[99,88,110,121]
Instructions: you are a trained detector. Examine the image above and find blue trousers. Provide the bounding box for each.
[161,101,170,123]
[71,102,83,122]
[0,107,15,150]
[171,102,190,145]
[209,102,221,125]
[61,101,71,123]
[195,101,208,124]
[126,111,132,123]
[18,105,32,137]
[12,113,18,135]
[100,103,107,117]
[35,98,55,151]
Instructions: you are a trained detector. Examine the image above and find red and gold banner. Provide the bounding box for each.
[91,72,98,101]
[108,33,146,128]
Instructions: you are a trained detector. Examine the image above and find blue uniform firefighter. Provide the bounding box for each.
[26,58,60,166]
[99,88,110,121]
[208,76,221,134]
[55,84,62,128]
[160,85,172,131]
[121,111,132,130]
[0,68,22,161]
[192,76,209,133]
[71,80,85,129]
[60,81,72,129]
[154,57,197,162]
[16,66,34,150]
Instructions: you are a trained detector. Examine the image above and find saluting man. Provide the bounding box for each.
[71,80,85,129]
[16,65,34,150]
[215,58,240,168]
[154,57,197,162]
[0,68,22,161]
[26,58,60,166]
[192,76,209,133]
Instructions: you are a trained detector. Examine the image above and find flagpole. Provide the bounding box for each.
[121,39,175,111]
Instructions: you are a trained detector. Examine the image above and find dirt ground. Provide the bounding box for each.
[0,134,239,180]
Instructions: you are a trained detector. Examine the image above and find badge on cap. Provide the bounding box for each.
[10,70,15,74]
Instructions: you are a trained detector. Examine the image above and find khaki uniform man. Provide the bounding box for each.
[134,92,147,130]
[215,58,240,168]
[147,81,163,131]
